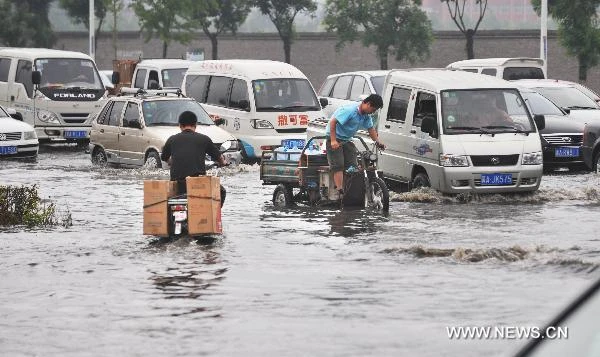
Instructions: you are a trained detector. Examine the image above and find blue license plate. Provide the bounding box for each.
[480,173,513,186]
[281,139,305,150]
[555,147,579,158]
[0,146,17,155]
[64,130,87,138]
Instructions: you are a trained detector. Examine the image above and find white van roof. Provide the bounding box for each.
[386,68,520,92]
[137,59,194,69]
[0,48,94,61]
[328,70,390,78]
[186,59,307,80]
[511,78,578,89]
[447,57,544,68]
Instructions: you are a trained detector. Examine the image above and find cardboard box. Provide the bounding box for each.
[143,180,177,237]
[186,176,221,201]
[186,176,222,234]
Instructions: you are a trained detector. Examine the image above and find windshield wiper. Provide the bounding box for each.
[281,105,320,111]
[482,125,530,136]
[566,105,598,110]
[197,122,213,126]
[447,125,493,136]
[148,122,178,126]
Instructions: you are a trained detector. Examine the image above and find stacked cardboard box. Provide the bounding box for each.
[143,180,178,237]
[186,176,222,234]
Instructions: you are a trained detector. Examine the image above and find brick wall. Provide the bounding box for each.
[55,30,600,94]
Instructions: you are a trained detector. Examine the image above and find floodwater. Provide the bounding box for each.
[1,145,599,357]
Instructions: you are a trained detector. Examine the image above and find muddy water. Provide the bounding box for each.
[1,146,599,357]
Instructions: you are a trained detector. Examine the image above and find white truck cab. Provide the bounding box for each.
[446,57,546,80]
[378,69,545,193]
[131,59,194,90]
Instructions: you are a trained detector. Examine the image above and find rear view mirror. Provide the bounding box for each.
[32,71,41,85]
[6,107,22,121]
[533,114,545,130]
[319,97,329,108]
[238,99,250,111]
[420,116,438,138]
[214,118,226,126]
[112,71,120,85]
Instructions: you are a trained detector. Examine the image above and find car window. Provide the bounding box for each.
[503,67,545,80]
[462,68,478,73]
[520,91,564,116]
[229,78,249,110]
[331,75,352,99]
[15,60,33,97]
[253,78,320,111]
[122,102,139,127]
[162,68,186,88]
[134,69,146,88]
[108,101,125,126]
[185,75,209,103]
[0,58,11,82]
[148,70,159,88]
[481,68,497,76]
[142,100,214,126]
[370,76,385,95]
[96,102,113,125]
[349,76,368,101]
[206,76,231,107]
[535,86,599,109]
[386,87,411,123]
[319,77,336,97]
[412,92,437,128]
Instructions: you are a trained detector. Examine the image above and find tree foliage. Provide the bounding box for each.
[131,0,192,58]
[184,0,252,60]
[324,0,433,70]
[531,0,600,81]
[440,0,488,59]
[0,0,56,47]
[253,0,318,63]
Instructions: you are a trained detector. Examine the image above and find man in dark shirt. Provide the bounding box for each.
[161,111,227,203]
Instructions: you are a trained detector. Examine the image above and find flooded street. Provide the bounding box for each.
[1,146,599,357]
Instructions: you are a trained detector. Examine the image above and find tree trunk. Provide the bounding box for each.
[162,41,168,59]
[283,37,292,64]
[578,57,588,82]
[94,17,104,55]
[377,47,388,70]
[466,29,475,59]
[210,34,218,60]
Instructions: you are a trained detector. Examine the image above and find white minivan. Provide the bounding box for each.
[446,57,546,80]
[131,59,194,90]
[378,69,545,193]
[182,59,327,160]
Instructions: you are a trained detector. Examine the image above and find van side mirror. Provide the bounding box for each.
[421,116,438,138]
[533,114,545,130]
[561,107,571,115]
[32,71,41,85]
[319,97,329,108]
[6,108,23,121]
[112,71,120,85]
[238,99,250,111]
[214,118,226,126]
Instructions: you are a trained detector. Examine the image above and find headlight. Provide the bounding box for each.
[227,140,239,150]
[23,131,37,140]
[522,151,543,165]
[250,119,273,129]
[36,109,60,124]
[440,154,469,167]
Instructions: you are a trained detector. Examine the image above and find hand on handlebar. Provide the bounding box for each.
[330,139,341,150]
[376,141,386,150]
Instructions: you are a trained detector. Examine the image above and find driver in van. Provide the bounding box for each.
[161,111,227,205]
[326,94,385,199]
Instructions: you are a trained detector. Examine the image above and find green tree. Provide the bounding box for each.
[0,0,56,47]
[253,0,318,63]
[131,0,192,58]
[58,0,109,53]
[184,0,252,60]
[532,0,600,82]
[324,0,433,70]
[440,0,488,59]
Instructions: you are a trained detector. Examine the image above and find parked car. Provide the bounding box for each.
[513,79,600,124]
[446,57,546,80]
[0,106,38,160]
[512,277,600,357]
[317,70,389,119]
[519,88,586,171]
[581,121,600,171]
[89,89,242,168]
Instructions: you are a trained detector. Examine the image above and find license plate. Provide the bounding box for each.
[555,147,579,158]
[0,146,17,155]
[281,139,305,150]
[64,130,88,138]
[480,173,513,186]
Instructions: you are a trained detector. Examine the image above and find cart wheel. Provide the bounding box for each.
[368,177,389,212]
[273,184,293,207]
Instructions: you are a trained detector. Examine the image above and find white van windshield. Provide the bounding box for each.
[142,100,214,126]
[442,89,535,134]
[35,58,103,90]
[161,68,187,88]
[253,78,320,112]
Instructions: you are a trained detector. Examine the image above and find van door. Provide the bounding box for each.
[9,59,34,126]
[103,101,125,164]
[407,91,440,185]
[118,101,145,166]
[0,58,12,105]
[379,86,413,180]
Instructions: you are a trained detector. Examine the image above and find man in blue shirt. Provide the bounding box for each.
[326,94,385,197]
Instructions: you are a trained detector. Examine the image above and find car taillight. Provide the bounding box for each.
[171,205,186,211]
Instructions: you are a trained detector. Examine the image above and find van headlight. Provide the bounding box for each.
[227,140,239,150]
[23,131,37,140]
[440,154,469,167]
[250,119,273,129]
[522,151,543,165]
[37,109,60,124]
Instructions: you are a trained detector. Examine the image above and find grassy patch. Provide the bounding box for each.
[0,185,71,227]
